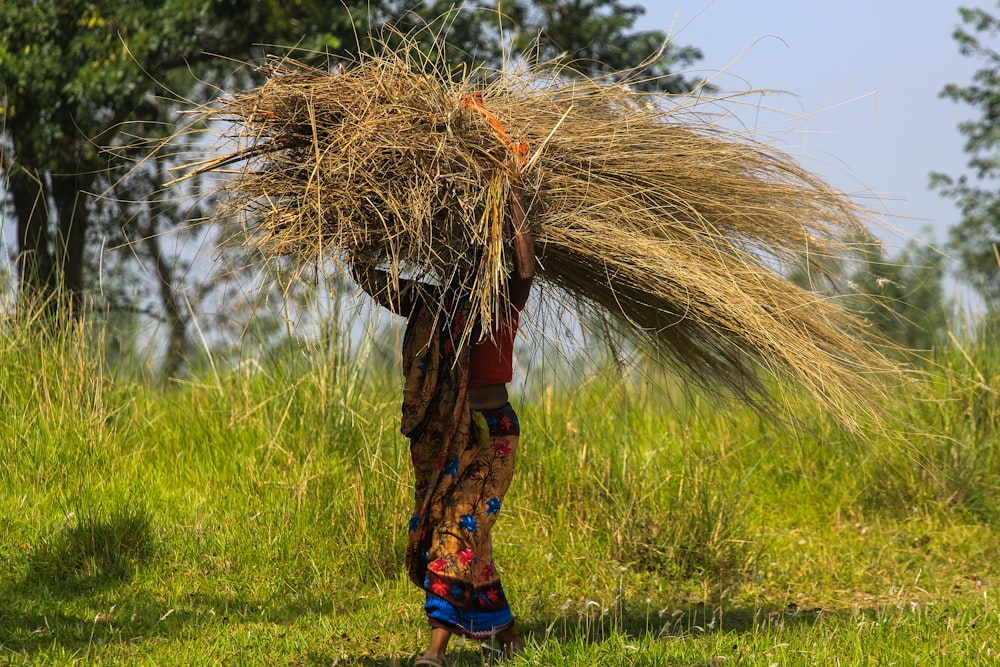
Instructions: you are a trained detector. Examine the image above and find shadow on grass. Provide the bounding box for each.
[0,579,344,660]
[1,586,839,666]
[521,601,828,645]
[0,502,348,660]
[291,605,836,666]
[25,504,156,592]
[0,503,160,655]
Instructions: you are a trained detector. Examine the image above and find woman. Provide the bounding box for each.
[354,172,534,666]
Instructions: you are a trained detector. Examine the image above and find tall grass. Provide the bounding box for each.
[852,313,1000,524]
[1,303,998,665]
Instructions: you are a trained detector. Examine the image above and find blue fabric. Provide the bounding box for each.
[425,592,514,639]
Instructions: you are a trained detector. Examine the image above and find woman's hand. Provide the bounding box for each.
[351,262,421,316]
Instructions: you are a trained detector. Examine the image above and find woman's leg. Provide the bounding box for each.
[419,404,521,641]
[418,627,451,664]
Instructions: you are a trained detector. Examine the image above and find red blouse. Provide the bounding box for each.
[468,302,523,388]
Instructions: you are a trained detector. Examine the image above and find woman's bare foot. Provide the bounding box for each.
[496,624,525,658]
[416,627,451,666]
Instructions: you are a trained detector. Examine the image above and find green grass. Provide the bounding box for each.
[1,311,999,665]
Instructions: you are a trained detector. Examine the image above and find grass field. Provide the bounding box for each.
[1,310,998,665]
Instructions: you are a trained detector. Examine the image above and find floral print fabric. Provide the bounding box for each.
[416,404,519,621]
[400,295,519,638]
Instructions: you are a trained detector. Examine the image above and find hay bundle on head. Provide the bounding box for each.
[213,56,521,320]
[194,44,904,427]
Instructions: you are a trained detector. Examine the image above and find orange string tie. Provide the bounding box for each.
[461,92,530,166]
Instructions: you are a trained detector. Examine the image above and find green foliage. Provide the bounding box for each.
[785,235,950,358]
[0,0,396,319]
[848,237,951,353]
[860,310,1000,523]
[504,0,705,92]
[931,4,1000,308]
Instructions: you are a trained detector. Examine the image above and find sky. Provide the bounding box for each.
[633,1,981,251]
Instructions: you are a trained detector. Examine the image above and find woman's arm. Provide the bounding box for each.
[351,263,420,316]
[507,173,535,308]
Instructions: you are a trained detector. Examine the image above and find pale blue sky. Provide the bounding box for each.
[635,1,980,249]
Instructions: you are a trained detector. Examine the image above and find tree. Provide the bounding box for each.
[1,0,705,377]
[0,0,408,380]
[358,1,703,93]
[931,4,1000,309]
[502,0,705,93]
[849,238,950,354]
[0,0,384,317]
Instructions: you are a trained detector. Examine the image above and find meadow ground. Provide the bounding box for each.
[1,313,998,665]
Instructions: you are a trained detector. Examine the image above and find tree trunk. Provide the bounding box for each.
[52,172,88,315]
[10,168,58,312]
[147,160,189,380]
[9,115,90,317]
[150,228,189,380]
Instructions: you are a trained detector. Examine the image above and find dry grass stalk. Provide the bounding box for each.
[191,44,907,428]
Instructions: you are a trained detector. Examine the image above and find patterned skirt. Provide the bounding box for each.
[405,402,520,640]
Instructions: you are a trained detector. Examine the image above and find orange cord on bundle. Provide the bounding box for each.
[461,92,530,166]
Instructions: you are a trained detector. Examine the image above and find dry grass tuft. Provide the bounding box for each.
[187,40,908,428]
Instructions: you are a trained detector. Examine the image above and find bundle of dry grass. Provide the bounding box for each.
[192,45,906,427]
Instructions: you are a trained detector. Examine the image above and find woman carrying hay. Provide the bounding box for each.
[354,169,533,665]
